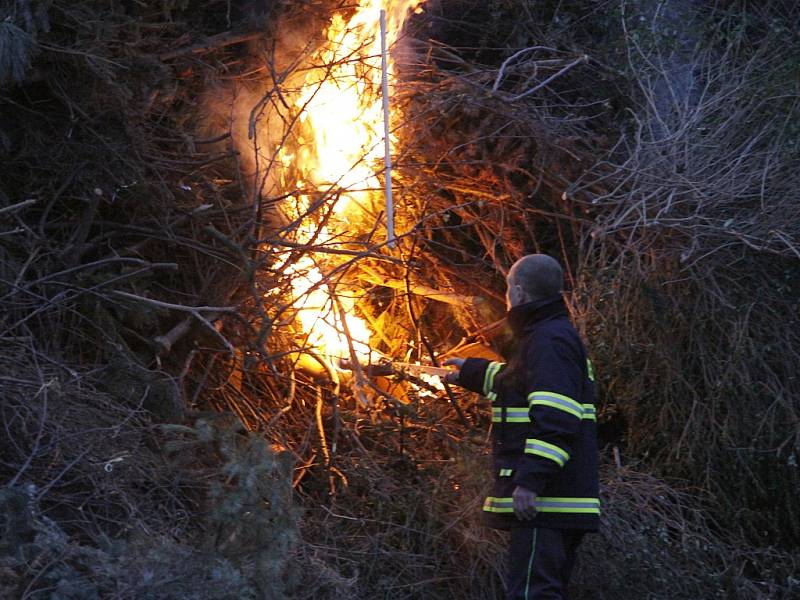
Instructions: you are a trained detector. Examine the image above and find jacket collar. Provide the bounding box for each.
[507,295,568,337]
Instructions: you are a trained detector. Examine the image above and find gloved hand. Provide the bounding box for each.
[512,485,538,521]
[442,357,465,384]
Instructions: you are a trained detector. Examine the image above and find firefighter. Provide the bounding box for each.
[445,254,599,600]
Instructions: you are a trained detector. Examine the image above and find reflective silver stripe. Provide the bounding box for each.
[524,439,569,466]
[535,497,600,513]
[499,468,513,476]
[528,391,583,419]
[587,358,595,382]
[483,496,600,514]
[581,404,596,420]
[491,407,530,423]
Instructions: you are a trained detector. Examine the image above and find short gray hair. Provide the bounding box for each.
[507,254,563,301]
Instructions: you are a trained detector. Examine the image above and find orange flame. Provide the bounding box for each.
[276,1,423,361]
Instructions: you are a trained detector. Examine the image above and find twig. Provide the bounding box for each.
[159,30,265,61]
[507,55,589,102]
[0,198,37,215]
[491,46,555,93]
[330,287,369,407]
[360,265,477,307]
[260,237,404,263]
[9,381,49,487]
[110,291,235,313]
[154,316,195,356]
[403,241,468,427]
[111,291,235,353]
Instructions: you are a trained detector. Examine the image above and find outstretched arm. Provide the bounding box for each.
[444,357,504,400]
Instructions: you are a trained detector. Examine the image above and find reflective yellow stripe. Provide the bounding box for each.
[581,404,596,421]
[491,407,530,423]
[483,497,514,513]
[499,468,513,477]
[482,362,498,395]
[524,438,570,467]
[483,496,600,514]
[505,416,531,423]
[527,391,582,419]
[487,391,498,403]
[587,358,595,382]
[489,362,503,392]
[482,362,503,396]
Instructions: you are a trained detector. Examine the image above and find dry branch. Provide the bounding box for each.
[360,266,478,307]
[159,30,265,61]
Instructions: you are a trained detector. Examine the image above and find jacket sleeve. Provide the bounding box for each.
[513,335,584,494]
[455,357,504,399]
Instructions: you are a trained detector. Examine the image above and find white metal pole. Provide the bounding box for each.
[379,9,395,248]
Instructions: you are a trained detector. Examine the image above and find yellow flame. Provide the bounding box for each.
[275,1,422,361]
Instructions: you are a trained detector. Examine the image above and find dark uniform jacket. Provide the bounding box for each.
[457,296,599,531]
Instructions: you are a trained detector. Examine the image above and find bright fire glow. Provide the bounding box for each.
[275,1,423,361]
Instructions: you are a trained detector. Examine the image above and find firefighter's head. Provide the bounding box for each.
[505,254,563,310]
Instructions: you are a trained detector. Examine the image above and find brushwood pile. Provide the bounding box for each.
[1,1,798,598]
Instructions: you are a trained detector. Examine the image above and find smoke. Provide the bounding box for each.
[196,1,423,238]
[196,8,331,230]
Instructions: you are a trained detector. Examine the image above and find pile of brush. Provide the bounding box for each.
[1,0,798,598]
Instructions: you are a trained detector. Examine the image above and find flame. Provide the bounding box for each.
[274,1,422,361]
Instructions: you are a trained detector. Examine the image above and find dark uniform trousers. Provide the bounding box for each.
[506,527,585,600]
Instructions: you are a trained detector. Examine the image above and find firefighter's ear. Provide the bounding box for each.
[506,282,527,308]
